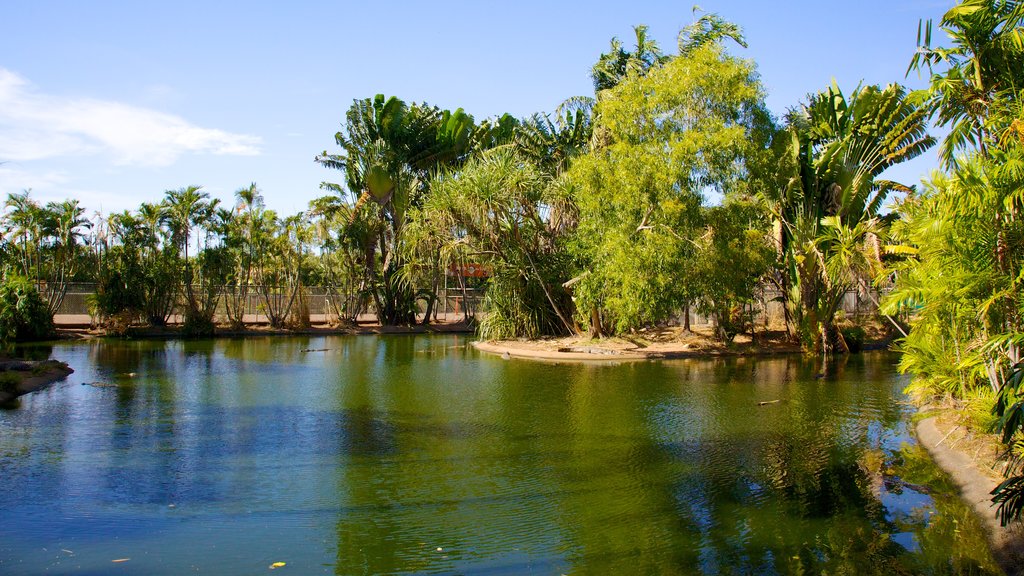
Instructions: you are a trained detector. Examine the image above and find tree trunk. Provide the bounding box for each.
[590,305,603,339]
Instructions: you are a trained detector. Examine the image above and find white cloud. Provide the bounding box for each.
[0,164,68,191]
[0,165,142,214]
[0,68,261,166]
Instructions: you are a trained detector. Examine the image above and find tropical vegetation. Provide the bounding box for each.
[3,0,1024,527]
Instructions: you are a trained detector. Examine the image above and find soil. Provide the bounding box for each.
[0,359,74,404]
[475,326,817,361]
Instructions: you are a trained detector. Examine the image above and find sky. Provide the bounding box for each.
[0,0,953,217]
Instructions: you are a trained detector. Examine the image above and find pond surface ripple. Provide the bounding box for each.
[0,335,1002,575]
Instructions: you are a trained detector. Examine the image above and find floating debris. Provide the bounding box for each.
[82,382,117,388]
[269,561,286,569]
[758,400,781,406]
[112,558,130,563]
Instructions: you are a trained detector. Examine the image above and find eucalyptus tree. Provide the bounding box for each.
[569,35,773,336]
[762,83,934,355]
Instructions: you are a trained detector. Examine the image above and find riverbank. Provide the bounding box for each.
[0,359,74,404]
[474,327,809,361]
[916,407,1024,574]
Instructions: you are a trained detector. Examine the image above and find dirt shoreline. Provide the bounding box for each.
[472,327,810,362]
[0,360,74,404]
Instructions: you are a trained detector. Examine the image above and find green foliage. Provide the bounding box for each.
[1,191,91,316]
[420,149,573,340]
[93,208,179,327]
[315,94,494,326]
[885,151,1024,398]
[0,276,54,343]
[893,0,1024,526]
[763,82,934,355]
[992,357,1024,525]
[908,0,1024,166]
[590,25,666,92]
[693,199,775,342]
[840,326,867,353]
[570,42,772,335]
[0,372,18,394]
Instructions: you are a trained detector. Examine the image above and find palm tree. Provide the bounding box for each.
[161,186,222,331]
[908,0,1024,166]
[39,199,91,315]
[591,25,666,92]
[316,95,482,325]
[761,83,935,354]
[677,7,748,55]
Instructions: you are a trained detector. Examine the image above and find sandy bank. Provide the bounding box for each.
[473,327,807,362]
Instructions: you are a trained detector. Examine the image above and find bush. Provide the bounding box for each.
[181,311,216,338]
[841,325,867,353]
[0,372,19,394]
[0,277,54,343]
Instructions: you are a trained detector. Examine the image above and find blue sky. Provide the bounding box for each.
[0,0,952,217]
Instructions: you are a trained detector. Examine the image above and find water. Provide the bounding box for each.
[0,336,1001,575]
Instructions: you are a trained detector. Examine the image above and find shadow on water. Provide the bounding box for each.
[0,337,1003,575]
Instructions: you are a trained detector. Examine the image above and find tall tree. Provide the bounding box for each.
[162,185,223,334]
[316,95,480,325]
[570,37,773,336]
[908,0,1024,165]
[762,83,934,355]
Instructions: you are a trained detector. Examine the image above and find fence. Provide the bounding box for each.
[53,283,486,326]
[53,282,878,328]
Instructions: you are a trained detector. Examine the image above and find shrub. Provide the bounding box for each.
[0,372,19,394]
[0,277,54,343]
[841,325,867,353]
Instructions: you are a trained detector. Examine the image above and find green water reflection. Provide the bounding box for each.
[0,336,1001,575]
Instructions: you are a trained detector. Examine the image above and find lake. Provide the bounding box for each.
[0,335,1001,575]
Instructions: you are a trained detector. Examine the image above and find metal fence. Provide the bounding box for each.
[54,282,877,328]
[54,283,486,326]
